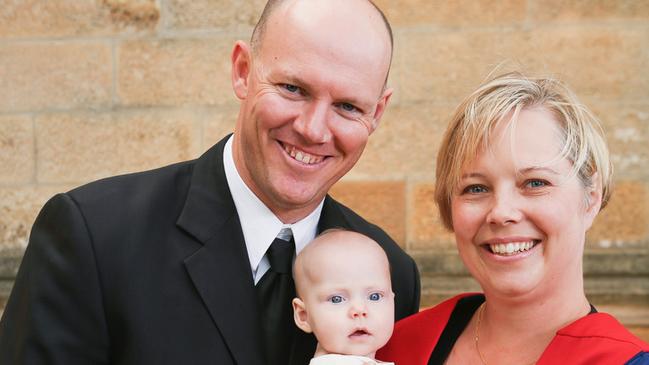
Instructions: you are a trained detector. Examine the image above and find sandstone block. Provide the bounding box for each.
[164,0,265,30]
[374,0,525,27]
[202,106,238,152]
[0,252,21,278]
[589,102,649,180]
[530,0,649,22]
[524,28,649,100]
[329,181,406,246]
[0,281,13,315]
[583,250,649,276]
[395,27,649,104]
[525,26,649,100]
[0,0,158,39]
[586,276,649,304]
[0,186,67,251]
[587,181,649,248]
[0,42,112,112]
[393,30,527,104]
[0,115,34,183]
[118,38,237,106]
[409,183,455,250]
[412,251,469,277]
[351,103,453,179]
[628,327,649,343]
[35,109,201,184]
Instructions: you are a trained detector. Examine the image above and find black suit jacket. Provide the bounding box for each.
[0,136,420,365]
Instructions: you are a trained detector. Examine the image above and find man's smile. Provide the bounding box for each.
[280,142,327,165]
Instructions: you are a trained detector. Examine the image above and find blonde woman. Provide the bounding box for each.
[377,72,649,365]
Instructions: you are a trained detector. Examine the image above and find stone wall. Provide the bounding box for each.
[1,0,648,340]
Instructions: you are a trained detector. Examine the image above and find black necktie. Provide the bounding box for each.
[256,229,296,365]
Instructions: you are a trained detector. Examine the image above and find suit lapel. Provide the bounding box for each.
[318,195,353,233]
[177,136,264,365]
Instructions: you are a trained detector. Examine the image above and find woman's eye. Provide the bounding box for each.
[526,179,547,188]
[368,292,382,301]
[329,295,344,304]
[462,185,487,194]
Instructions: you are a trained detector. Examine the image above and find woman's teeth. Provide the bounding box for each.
[489,241,535,255]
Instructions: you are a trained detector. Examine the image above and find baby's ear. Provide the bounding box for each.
[292,298,312,333]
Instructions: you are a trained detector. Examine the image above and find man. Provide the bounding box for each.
[0,1,420,364]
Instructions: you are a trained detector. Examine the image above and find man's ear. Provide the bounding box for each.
[584,173,603,231]
[231,40,252,100]
[292,298,312,333]
[368,87,393,134]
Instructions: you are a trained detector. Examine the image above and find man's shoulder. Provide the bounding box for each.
[68,159,196,207]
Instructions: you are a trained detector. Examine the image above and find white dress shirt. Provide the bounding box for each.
[223,136,324,284]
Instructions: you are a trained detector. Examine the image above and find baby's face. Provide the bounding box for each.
[296,234,394,358]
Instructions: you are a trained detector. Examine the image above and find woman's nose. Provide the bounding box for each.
[486,192,523,226]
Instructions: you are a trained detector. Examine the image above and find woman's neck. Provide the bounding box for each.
[477,284,591,364]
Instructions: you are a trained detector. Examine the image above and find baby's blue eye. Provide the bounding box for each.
[368,292,382,301]
[329,295,343,304]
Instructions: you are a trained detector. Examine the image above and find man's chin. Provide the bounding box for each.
[267,189,327,221]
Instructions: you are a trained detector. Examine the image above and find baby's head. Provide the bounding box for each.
[292,229,395,359]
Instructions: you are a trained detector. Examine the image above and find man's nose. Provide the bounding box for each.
[486,191,523,226]
[293,101,332,144]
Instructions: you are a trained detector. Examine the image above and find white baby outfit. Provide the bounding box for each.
[309,354,394,365]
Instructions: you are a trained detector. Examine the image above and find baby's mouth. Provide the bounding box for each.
[349,328,371,338]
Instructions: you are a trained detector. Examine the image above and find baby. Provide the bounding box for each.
[292,229,395,365]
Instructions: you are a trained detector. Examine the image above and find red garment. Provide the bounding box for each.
[377,293,649,365]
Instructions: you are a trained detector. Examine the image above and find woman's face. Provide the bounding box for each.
[450,107,601,300]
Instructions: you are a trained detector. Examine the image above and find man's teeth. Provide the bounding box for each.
[285,145,324,165]
[489,241,535,255]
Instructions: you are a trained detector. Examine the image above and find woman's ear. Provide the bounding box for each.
[231,40,251,100]
[584,172,603,230]
[292,298,312,333]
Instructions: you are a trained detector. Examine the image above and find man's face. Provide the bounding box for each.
[231,0,392,223]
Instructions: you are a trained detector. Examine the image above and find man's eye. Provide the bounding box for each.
[281,84,300,93]
[339,102,358,113]
[329,295,344,304]
[368,292,382,301]
[462,185,487,194]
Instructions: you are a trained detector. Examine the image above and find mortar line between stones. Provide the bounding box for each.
[111,39,118,107]
[31,114,38,185]
[405,176,413,252]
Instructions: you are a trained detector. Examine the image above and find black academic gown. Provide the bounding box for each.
[0,135,421,365]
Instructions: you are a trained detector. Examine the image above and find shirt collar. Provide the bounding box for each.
[223,136,323,278]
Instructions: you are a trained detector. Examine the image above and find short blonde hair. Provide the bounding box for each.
[435,72,613,231]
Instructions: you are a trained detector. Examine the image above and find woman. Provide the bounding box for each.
[377,72,649,364]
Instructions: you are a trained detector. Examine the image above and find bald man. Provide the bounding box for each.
[0,1,420,364]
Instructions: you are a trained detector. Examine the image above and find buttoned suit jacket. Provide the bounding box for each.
[0,135,421,365]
